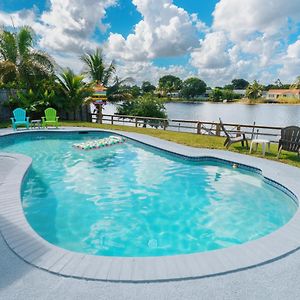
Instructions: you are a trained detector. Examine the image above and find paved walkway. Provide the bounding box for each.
[1,233,300,299]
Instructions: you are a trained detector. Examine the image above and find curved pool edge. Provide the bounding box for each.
[0,127,300,282]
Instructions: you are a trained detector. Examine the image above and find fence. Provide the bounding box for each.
[90,113,283,142]
[0,89,17,122]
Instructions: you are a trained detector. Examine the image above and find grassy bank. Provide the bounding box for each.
[1,121,299,168]
[163,98,300,105]
[59,121,300,168]
[239,98,300,104]
[160,97,205,103]
[276,97,300,104]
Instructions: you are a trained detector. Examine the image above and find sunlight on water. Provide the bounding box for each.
[0,132,297,257]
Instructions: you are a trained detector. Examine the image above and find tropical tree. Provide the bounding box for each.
[106,76,135,101]
[141,81,156,94]
[209,88,224,102]
[158,75,182,96]
[80,48,115,86]
[117,94,167,126]
[0,26,55,87]
[246,80,264,99]
[274,78,283,88]
[223,89,241,101]
[223,84,234,90]
[181,77,206,99]
[290,76,300,89]
[56,69,93,115]
[231,78,249,90]
[5,76,60,116]
[209,88,241,102]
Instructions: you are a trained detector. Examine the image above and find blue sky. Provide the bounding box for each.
[0,0,300,86]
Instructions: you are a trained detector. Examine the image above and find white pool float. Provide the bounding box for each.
[73,136,126,150]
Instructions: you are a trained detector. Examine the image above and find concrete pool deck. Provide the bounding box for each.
[1,127,300,298]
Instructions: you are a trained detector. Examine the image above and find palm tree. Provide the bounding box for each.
[56,69,93,116]
[290,76,300,89]
[0,26,54,86]
[80,48,115,86]
[107,76,135,101]
[158,75,182,96]
[246,80,263,99]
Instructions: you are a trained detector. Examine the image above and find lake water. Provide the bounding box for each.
[103,102,300,127]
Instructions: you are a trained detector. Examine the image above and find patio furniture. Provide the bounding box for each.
[42,108,59,128]
[250,139,271,156]
[277,126,300,158]
[30,119,41,129]
[10,108,30,130]
[219,118,249,149]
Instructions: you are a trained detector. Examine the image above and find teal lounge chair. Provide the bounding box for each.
[42,108,59,128]
[11,108,30,130]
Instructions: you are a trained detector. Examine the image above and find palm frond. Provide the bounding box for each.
[290,76,300,89]
[29,50,55,73]
[102,60,116,86]
[0,61,18,83]
[0,30,17,62]
[17,26,34,58]
[80,48,115,84]
[114,76,134,86]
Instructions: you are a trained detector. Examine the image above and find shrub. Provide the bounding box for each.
[117,94,167,127]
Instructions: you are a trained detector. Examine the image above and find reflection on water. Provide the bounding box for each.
[1,132,296,257]
[103,102,300,127]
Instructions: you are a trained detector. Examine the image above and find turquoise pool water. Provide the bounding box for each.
[0,132,297,257]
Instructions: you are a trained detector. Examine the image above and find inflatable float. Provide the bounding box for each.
[73,136,125,150]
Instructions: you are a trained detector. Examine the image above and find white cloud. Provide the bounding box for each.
[39,0,117,53]
[0,9,37,28]
[115,61,193,85]
[105,0,199,61]
[286,40,300,58]
[0,0,117,54]
[190,32,230,70]
[213,0,300,42]
[189,0,300,85]
[190,13,209,33]
[279,40,300,82]
[1,0,300,86]
[0,0,118,75]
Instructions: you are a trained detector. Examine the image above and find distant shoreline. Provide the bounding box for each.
[163,99,300,105]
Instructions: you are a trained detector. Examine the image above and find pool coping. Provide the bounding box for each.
[0,127,300,282]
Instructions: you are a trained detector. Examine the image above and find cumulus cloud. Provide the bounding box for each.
[1,0,300,86]
[115,61,193,85]
[0,0,117,54]
[189,0,300,85]
[39,0,117,53]
[0,9,37,28]
[279,40,300,82]
[190,32,230,70]
[213,0,300,42]
[105,0,199,61]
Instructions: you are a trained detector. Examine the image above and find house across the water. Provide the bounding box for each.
[266,89,300,100]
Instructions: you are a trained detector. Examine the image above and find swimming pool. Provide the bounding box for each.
[0,131,297,257]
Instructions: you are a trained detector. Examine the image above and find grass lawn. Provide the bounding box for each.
[59,121,300,168]
[1,121,299,168]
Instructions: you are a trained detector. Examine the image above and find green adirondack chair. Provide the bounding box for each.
[42,108,59,128]
[11,108,30,130]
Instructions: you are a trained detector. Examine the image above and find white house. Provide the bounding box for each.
[266,89,300,100]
